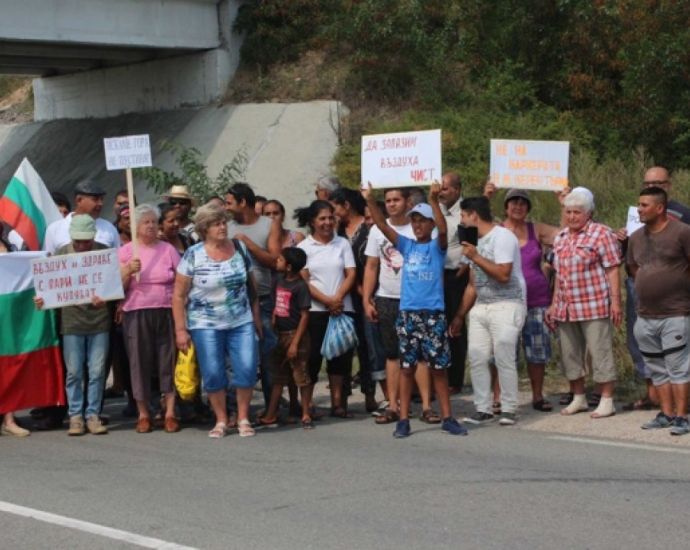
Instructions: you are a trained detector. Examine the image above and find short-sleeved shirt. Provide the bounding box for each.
[272,274,311,332]
[668,199,690,225]
[472,225,525,305]
[177,241,254,330]
[396,235,446,312]
[298,235,356,312]
[552,220,621,322]
[441,198,467,269]
[364,221,415,299]
[56,242,112,335]
[44,213,120,255]
[118,240,180,312]
[627,219,690,318]
[228,216,273,297]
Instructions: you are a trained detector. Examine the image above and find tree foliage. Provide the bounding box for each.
[236,0,690,168]
[135,141,248,204]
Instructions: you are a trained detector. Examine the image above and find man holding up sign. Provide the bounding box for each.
[35,215,115,436]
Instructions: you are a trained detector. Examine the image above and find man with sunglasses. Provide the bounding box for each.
[164,185,197,242]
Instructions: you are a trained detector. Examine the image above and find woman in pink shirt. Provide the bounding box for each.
[119,204,181,434]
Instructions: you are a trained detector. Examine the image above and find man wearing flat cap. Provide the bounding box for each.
[44,181,120,255]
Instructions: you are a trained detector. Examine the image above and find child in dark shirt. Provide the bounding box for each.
[259,247,314,429]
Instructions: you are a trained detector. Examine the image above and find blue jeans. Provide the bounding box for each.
[62,332,109,418]
[191,322,259,390]
[364,317,387,382]
[259,295,278,404]
[625,277,649,379]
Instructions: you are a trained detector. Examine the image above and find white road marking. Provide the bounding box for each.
[549,435,690,455]
[0,500,198,549]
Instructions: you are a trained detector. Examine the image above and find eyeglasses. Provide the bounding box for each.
[643,180,669,186]
[169,198,191,206]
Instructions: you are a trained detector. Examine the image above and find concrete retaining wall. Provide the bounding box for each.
[0,101,344,228]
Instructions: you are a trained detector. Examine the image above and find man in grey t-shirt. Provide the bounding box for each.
[451,197,526,426]
[225,183,281,406]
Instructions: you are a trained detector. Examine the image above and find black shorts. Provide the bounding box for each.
[375,296,400,360]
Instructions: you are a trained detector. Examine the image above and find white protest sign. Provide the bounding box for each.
[490,139,569,191]
[103,134,152,170]
[626,206,644,236]
[31,249,124,309]
[361,129,441,188]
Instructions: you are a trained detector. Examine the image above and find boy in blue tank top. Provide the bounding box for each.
[363,182,468,438]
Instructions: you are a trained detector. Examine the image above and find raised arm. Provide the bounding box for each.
[429,181,447,249]
[362,183,398,246]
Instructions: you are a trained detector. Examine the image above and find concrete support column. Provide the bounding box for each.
[33,0,244,120]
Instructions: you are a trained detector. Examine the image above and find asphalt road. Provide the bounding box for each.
[2,395,690,550]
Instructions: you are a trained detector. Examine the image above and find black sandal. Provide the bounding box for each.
[588,393,601,407]
[559,392,574,405]
[330,407,354,419]
[375,409,399,425]
[420,409,441,424]
[532,399,553,412]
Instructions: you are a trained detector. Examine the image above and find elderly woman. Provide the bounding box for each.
[119,204,181,433]
[172,204,261,439]
[296,200,356,417]
[545,187,622,418]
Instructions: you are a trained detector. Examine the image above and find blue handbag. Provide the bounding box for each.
[320,314,358,360]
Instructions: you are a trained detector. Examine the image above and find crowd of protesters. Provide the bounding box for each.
[2,166,689,440]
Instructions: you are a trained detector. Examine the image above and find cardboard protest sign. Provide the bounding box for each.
[361,129,441,188]
[490,139,569,191]
[104,134,152,170]
[626,206,644,236]
[31,249,124,309]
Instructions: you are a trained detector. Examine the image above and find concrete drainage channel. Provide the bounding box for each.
[0,100,345,221]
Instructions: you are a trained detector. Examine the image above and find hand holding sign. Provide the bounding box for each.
[104,134,152,282]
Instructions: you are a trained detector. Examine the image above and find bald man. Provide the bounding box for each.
[641,166,690,223]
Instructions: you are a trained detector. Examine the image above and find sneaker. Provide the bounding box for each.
[670,416,690,436]
[86,415,108,435]
[462,412,495,425]
[641,412,674,430]
[441,417,468,436]
[393,419,411,439]
[498,412,517,426]
[68,416,85,436]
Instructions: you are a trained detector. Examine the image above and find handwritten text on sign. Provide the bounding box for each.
[31,249,124,309]
[361,129,441,188]
[104,134,152,170]
[490,139,569,191]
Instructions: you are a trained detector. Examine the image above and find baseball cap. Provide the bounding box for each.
[407,203,434,220]
[504,188,531,208]
[74,181,106,197]
[69,214,96,240]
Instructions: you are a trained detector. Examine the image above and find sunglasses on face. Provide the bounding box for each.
[169,199,191,206]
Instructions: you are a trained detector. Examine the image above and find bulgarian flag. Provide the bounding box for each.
[0,158,62,250]
[0,251,64,414]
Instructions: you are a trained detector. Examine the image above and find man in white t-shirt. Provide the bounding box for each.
[451,196,526,426]
[362,187,440,425]
[44,181,120,255]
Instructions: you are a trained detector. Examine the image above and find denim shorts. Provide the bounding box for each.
[191,321,259,391]
[521,306,552,364]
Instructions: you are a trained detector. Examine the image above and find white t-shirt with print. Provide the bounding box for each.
[298,235,356,312]
[472,225,525,305]
[364,221,415,299]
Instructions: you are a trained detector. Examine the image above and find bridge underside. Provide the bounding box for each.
[0,40,202,77]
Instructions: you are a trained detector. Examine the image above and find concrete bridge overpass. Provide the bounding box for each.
[0,0,242,119]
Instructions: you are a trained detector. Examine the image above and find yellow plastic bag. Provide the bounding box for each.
[174,344,199,401]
